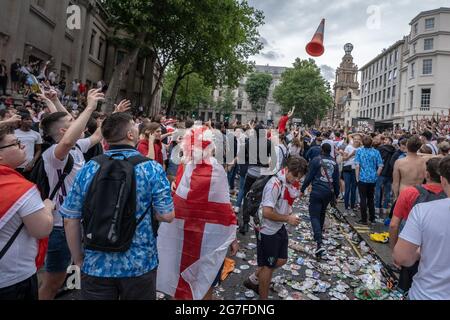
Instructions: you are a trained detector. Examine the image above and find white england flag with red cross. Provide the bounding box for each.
[156,158,237,300]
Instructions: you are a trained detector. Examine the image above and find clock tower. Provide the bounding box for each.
[331,43,360,127]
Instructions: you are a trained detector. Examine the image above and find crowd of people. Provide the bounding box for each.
[1,67,450,301]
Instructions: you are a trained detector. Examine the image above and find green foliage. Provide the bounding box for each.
[162,67,212,114]
[103,0,264,84]
[273,58,333,126]
[245,72,273,112]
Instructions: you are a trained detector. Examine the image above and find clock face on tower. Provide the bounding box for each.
[344,43,354,54]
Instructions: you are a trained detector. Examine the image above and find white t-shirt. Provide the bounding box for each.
[275,144,288,172]
[0,187,44,289]
[399,198,450,300]
[15,129,42,169]
[343,144,357,168]
[42,138,91,227]
[259,170,299,235]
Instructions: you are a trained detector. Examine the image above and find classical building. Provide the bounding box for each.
[322,43,360,128]
[359,7,450,129]
[0,0,160,110]
[359,40,404,130]
[198,65,287,124]
[398,7,450,129]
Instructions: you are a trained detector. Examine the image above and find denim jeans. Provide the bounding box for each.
[375,176,392,210]
[235,174,246,209]
[227,164,238,190]
[343,170,357,209]
[308,192,332,245]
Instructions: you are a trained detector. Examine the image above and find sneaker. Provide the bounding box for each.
[243,278,259,295]
[356,219,368,225]
[315,246,326,258]
[233,206,240,214]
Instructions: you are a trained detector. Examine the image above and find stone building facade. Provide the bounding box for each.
[322,44,360,128]
[359,7,450,130]
[198,65,287,125]
[0,0,160,110]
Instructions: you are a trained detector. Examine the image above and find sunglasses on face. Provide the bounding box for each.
[0,139,22,150]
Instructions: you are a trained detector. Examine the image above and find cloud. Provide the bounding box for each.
[320,65,335,82]
[248,0,450,71]
[260,50,284,61]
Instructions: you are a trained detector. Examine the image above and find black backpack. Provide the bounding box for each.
[413,185,447,207]
[81,153,157,253]
[243,175,282,222]
[29,142,76,200]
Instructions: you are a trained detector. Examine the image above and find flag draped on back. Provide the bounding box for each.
[157,155,237,300]
[0,165,35,228]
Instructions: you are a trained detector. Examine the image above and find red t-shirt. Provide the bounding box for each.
[278,116,289,134]
[137,139,164,166]
[393,184,444,220]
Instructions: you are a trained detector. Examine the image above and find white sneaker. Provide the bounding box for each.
[233,206,240,213]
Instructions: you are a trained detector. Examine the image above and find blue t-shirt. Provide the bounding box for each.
[355,147,384,183]
[60,148,174,278]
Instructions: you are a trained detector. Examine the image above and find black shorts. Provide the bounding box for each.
[257,225,288,268]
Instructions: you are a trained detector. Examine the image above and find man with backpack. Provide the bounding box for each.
[0,124,54,300]
[375,136,396,220]
[300,143,340,258]
[243,156,307,299]
[239,123,273,235]
[389,158,446,294]
[61,113,175,300]
[36,89,105,300]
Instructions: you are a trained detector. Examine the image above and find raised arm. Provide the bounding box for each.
[54,89,104,161]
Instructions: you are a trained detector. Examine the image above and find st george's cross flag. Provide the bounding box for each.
[156,156,237,300]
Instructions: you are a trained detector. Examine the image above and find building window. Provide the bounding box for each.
[421,89,431,110]
[413,23,418,35]
[89,30,97,55]
[423,59,433,75]
[392,103,395,115]
[425,18,435,30]
[237,100,242,110]
[383,90,386,103]
[410,62,415,79]
[36,0,46,8]
[388,71,392,82]
[392,85,396,98]
[387,88,391,99]
[382,106,385,119]
[413,42,417,54]
[424,38,434,51]
[393,68,398,80]
[98,39,104,61]
[377,107,380,118]
[395,50,398,62]
[115,50,126,66]
[409,90,414,110]
[386,104,389,116]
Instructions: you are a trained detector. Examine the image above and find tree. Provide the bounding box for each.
[103,0,264,116]
[215,88,236,121]
[273,58,333,126]
[162,67,212,118]
[245,72,273,119]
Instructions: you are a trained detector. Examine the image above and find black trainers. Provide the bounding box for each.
[315,246,325,258]
[357,219,368,225]
[243,278,259,295]
[239,223,249,235]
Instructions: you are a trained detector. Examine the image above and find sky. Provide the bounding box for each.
[248,0,450,82]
